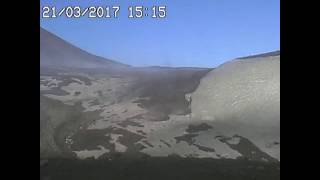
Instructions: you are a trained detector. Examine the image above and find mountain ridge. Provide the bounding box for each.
[238,50,280,59]
[40,27,129,69]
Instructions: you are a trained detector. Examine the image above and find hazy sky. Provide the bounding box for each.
[40,0,280,68]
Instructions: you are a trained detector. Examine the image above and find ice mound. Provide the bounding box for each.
[191,55,280,127]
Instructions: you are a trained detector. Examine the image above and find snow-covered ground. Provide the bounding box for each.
[191,55,280,160]
[40,54,280,161]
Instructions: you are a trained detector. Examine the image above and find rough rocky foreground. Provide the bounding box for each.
[41,157,280,180]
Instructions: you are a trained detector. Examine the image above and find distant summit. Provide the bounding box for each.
[40,27,129,69]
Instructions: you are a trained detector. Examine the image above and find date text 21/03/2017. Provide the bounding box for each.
[41,6,167,19]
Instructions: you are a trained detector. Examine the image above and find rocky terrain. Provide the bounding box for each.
[40,27,280,179]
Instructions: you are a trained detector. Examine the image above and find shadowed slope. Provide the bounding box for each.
[40,28,129,69]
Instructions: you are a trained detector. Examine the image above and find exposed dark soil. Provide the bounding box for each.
[174,134,198,145]
[40,157,280,180]
[217,135,279,162]
[186,123,213,133]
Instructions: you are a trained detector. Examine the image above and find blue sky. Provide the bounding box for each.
[40,0,280,68]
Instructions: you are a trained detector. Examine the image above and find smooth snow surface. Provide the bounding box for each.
[192,55,279,125]
[191,55,280,160]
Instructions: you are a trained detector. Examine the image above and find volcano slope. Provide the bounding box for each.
[40,28,280,180]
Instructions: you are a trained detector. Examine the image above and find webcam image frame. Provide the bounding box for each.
[40,1,280,180]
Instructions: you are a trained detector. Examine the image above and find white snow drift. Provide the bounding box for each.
[191,55,280,125]
[191,55,280,160]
